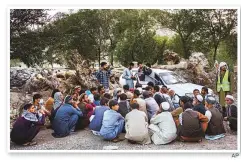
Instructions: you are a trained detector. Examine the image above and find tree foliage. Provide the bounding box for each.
[10,9,48,67]
[10,9,237,68]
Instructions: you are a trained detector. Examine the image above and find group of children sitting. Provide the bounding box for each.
[10,82,237,146]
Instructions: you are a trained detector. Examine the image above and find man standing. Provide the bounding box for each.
[201,86,208,104]
[216,62,234,116]
[137,62,145,81]
[122,63,135,89]
[96,62,112,91]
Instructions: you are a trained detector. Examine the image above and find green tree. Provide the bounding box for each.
[10,9,48,67]
[197,9,237,62]
[159,9,204,59]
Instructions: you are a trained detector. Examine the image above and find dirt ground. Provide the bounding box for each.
[10,125,237,151]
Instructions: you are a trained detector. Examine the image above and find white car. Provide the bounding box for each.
[119,68,213,97]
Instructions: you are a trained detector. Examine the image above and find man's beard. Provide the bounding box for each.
[111,80,115,84]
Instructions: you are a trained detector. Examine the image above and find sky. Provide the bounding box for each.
[47,9,78,16]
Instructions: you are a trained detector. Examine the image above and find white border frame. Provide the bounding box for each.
[7,5,240,153]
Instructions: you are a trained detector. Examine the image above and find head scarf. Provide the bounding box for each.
[22,110,38,122]
[218,62,228,75]
[226,95,234,101]
[53,92,63,110]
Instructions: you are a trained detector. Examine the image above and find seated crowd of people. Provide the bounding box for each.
[10,81,237,146]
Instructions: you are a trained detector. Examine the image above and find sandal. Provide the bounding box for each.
[29,141,37,146]
[112,138,121,143]
[22,142,30,146]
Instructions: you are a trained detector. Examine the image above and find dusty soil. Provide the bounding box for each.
[10,125,237,150]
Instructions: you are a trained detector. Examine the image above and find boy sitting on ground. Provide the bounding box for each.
[100,100,125,142]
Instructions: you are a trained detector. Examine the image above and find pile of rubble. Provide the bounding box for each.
[10,53,100,95]
[153,51,219,90]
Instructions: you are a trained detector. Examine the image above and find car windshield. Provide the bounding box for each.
[159,72,187,85]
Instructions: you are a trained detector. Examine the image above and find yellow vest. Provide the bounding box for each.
[217,70,230,92]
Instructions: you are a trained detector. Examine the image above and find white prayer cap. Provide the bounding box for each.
[137,87,143,94]
[225,95,234,101]
[196,94,203,102]
[161,102,170,111]
[206,96,216,104]
[219,62,227,68]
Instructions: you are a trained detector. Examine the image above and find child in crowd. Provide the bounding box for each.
[100,100,125,142]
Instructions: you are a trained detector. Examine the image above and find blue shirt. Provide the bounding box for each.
[89,106,109,131]
[100,109,124,135]
[53,104,83,136]
[94,100,101,106]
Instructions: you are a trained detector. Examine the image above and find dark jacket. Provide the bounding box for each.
[193,103,206,115]
[206,108,226,136]
[227,104,237,131]
[153,93,166,106]
[227,104,237,118]
[179,110,204,137]
[10,115,45,144]
[89,106,110,131]
[118,101,130,118]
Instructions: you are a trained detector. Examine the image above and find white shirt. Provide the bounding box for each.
[205,110,212,122]
[88,94,94,103]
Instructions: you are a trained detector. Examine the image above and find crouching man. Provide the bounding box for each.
[224,95,237,132]
[52,95,83,138]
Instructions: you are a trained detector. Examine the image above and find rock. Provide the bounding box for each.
[153,60,187,70]
[163,50,180,65]
[10,69,31,88]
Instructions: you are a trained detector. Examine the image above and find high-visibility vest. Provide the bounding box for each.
[217,70,230,92]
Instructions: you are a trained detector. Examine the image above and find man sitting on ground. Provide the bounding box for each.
[193,95,206,115]
[224,95,237,132]
[143,91,159,123]
[125,103,151,145]
[123,84,134,100]
[89,97,110,135]
[52,95,83,138]
[131,89,147,116]
[205,95,226,140]
[177,102,208,142]
[169,89,180,109]
[118,93,130,118]
[100,100,125,142]
[149,102,177,145]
